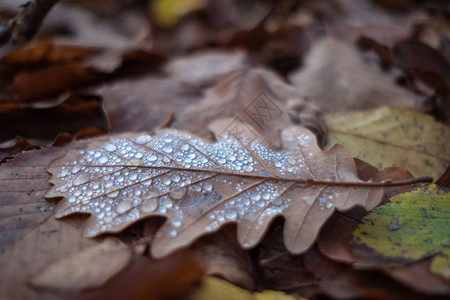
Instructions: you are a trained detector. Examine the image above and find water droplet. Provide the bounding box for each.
[262,192,270,200]
[104,144,116,152]
[148,154,157,162]
[163,178,172,185]
[169,186,187,200]
[73,173,90,185]
[203,182,213,192]
[271,197,282,205]
[326,202,333,209]
[171,219,182,228]
[287,158,296,166]
[171,174,181,183]
[163,146,173,153]
[142,178,153,186]
[274,161,281,168]
[116,201,131,214]
[243,166,253,172]
[141,193,158,213]
[71,165,81,174]
[180,143,189,151]
[135,134,150,144]
[218,158,226,164]
[169,229,177,237]
[225,210,237,220]
[250,193,261,201]
[99,156,108,164]
[108,190,120,198]
[135,152,143,159]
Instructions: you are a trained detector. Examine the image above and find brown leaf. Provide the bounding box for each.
[394,40,450,93]
[0,95,107,143]
[175,69,324,148]
[304,247,428,300]
[80,251,204,300]
[46,124,387,259]
[190,226,255,289]
[0,141,133,298]
[165,50,247,89]
[289,38,422,112]
[436,165,450,188]
[385,259,450,295]
[30,237,132,290]
[102,75,202,133]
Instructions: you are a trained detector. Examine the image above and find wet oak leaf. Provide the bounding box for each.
[46,125,387,258]
[325,106,450,179]
[352,184,450,280]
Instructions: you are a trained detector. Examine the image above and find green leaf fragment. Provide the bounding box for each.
[352,184,450,280]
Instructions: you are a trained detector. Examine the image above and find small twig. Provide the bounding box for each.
[0,0,60,46]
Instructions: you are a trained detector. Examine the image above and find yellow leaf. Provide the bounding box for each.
[193,276,302,300]
[150,0,205,27]
[326,107,450,179]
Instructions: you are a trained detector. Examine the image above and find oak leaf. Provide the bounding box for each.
[46,124,388,258]
[289,38,422,112]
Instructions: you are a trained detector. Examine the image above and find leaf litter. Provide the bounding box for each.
[46,121,432,258]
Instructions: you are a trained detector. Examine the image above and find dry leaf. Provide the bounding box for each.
[102,75,202,133]
[325,106,450,179]
[289,38,422,112]
[175,69,326,147]
[31,237,131,290]
[0,143,131,298]
[165,50,247,89]
[46,124,387,258]
[190,226,255,289]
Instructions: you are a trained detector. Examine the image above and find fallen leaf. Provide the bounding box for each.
[257,220,321,298]
[30,237,132,290]
[394,41,450,93]
[289,38,421,112]
[0,95,107,143]
[165,50,247,89]
[0,141,131,298]
[192,276,302,300]
[175,69,324,148]
[304,246,428,300]
[102,75,202,133]
[150,0,205,28]
[190,226,255,289]
[325,106,450,179]
[46,124,387,258]
[317,162,417,264]
[436,165,450,188]
[351,184,450,280]
[80,252,204,300]
[386,259,450,295]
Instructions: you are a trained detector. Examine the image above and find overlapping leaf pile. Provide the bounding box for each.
[1,0,450,299]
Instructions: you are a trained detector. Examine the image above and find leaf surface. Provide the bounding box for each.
[289,38,421,112]
[352,184,450,280]
[326,107,450,179]
[0,144,131,298]
[46,125,385,258]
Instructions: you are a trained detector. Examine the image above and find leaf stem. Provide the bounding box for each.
[83,164,433,187]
